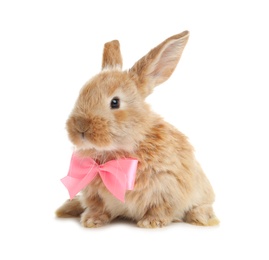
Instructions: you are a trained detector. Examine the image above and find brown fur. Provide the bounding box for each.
[56,31,219,228]
[102,40,122,70]
[55,196,84,218]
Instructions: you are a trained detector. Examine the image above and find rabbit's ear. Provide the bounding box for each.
[129,31,189,97]
[102,40,123,70]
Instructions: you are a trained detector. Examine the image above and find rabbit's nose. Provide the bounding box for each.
[74,117,91,135]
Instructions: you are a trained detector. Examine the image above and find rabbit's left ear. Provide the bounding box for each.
[102,40,123,70]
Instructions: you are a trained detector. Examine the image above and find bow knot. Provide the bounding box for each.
[61,153,138,202]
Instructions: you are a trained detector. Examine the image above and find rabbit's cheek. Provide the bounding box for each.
[85,117,111,147]
[113,110,128,123]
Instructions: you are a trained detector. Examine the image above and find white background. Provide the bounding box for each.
[0,0,268,259]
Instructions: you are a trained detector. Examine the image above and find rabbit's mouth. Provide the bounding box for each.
[75,139,118,152]
[68,130,114,152]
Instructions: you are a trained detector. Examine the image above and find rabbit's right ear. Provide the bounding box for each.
[129,31,189,98]
[102,40,123,70]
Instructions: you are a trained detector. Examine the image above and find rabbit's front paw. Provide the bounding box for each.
[137,217,170,228]
[81,210,111,228]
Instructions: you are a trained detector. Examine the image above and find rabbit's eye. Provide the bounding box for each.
[110,97,120,109]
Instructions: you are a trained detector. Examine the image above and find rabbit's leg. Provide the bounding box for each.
[80,195,113,228]
[137,204,174,228]
[184,204,219,226]
[55,196,84,217]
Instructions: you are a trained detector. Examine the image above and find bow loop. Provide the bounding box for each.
[61,153,138,202]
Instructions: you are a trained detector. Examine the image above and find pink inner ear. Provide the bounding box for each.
[148,38,188,86]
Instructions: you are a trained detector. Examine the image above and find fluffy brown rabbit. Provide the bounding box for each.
[56,31,219,228]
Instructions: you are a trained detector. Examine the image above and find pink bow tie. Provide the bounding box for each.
[61,153,138,203]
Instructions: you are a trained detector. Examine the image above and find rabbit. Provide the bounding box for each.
[55,31,219,228]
